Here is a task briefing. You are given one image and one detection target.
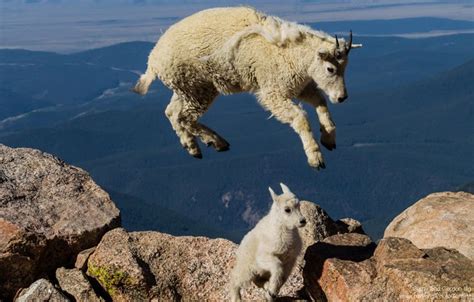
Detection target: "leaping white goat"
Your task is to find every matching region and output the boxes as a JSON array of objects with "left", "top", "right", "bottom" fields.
[{"left": 134, "top": 6, "right": 362, "bottom": 169}]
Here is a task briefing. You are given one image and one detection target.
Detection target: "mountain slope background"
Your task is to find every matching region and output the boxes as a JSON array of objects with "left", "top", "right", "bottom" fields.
[{"left": 0, "top": 24, "right": 473, "bottom": 241}]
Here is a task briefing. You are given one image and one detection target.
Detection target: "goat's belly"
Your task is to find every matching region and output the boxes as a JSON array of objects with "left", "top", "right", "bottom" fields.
[
  {"left": 211, "top": 72, "right": 243, "bottom": 94},
  {"left": 209, "top": 62, "right": 258, "bottom": 94}
]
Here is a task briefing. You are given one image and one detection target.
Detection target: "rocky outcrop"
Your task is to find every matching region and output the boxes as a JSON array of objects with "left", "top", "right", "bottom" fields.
[
  {"left": 0, "top": 145, "right": 121, "bottom": 299},
  {"left": 299, "top": 201, "right": 364, "bottom": 248},
  {"left": 56, "top": 267, "right": 103, "bottom": 302},
  {"left": 75, "top": 247, "right": 96, "bottom": 272},
  {"left": 15, "top": 279, "right": 69, "bottom": 302},
  {"left": 304, "top": 234, "right": 474, "bottom": 301},
  {"left": 384, "top": 191, "right": 474, "bottom": 260}
]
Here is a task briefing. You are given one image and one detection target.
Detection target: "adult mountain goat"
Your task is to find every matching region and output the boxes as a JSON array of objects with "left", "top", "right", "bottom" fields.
[
  {"left": 230, "top": 183, "right": 306, "bottom": 302},
  {"left": 134, "top": 6, "right": 362, "bottom": 169}
]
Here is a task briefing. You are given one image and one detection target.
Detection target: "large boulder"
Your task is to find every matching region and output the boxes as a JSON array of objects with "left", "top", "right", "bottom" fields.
[
  {"left": 86, "top": 228, "right": 267, "bottom": 301},
  {"left": 304, "top": 234, "right": 474, "bottom": 301},
  {"left": 384, "top": 191, "right": 474, "bottom": 260},
  {"left": 0, "top": 145, "right": 121, "bottom": 299}
]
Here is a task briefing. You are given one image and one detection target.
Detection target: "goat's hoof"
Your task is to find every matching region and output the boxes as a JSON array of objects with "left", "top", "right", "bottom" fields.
[
  {"left": 321, "top": 129, "right": 336, "bottom": 151},
  {"left": 308, "top": 157, "right": 325, "bottom": 170},
  {"left": 207, "top": 140, "right": 230, "bottom": 152},
  {"left": 264, "top": 292, "right": 277, "bottom": 302},
  {"left": 217, "top": 144, "right": 230, "bottom": 152},
  {"left": 313, "top": 165, "right": 325, "bottom": 171},
  {"left": 192, "top": 153, "right": 203, "bottom": 159},
  {"left": 321, "top": 135, "right": 336, "bottom": 151},
  {"left": 322, "top": 140, "right": 336, "bottom": 151}
]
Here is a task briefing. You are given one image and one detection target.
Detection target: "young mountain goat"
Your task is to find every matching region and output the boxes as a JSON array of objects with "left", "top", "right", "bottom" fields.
[
  {"left": 134, "top": 6, "right": 361, "bottom": 169},
  {"left": 229, "top": 183, "right": 306, "bottom": 302}
]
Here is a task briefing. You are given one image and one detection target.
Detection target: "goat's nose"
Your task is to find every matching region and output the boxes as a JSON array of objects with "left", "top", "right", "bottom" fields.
[
  {"left": 338, "top": 95, "right": 348, "bottom": 103},
  {"left": 300, "top": 218, "right": 307, "bottom": 226}
]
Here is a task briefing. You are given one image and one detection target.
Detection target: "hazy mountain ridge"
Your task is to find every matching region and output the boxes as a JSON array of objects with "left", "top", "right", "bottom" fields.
[
  {"left": 0, "top": 42, "right": 151, "bottom": 125},
  {"left": 311, "top": 17, "right": 474, "bottom": 35}
]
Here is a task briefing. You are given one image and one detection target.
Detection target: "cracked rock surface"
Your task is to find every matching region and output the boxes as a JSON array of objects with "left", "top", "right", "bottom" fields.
[
  {"left": 384, "top": 191, "right": 474, "bottom": 260},
  {"left": 0, "top": 144, "right": 120, "bottom": 300}
]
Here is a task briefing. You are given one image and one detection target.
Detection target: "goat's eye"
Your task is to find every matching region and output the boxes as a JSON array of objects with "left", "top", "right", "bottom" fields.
[
  {"left": 284, "top": 208, "right": 291, "bottom": 213},
  {"left": 327, "top": 67, "right": 335, "bottom": 73}
]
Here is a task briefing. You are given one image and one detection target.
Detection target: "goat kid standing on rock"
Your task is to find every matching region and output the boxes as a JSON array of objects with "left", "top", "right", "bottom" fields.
[
  {"left": 230, "top": 183, "right": 306, "bottom": 302},
  {"left": 134, "top": 7, "right": 362, "bottom": 169}
]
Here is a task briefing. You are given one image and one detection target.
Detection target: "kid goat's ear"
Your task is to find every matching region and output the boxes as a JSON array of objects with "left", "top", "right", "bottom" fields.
[
  {"left": 280, "top": 183, "right": 292, "bottom": 195},
  {"left": 269, "top": 187, "right": 278, "bottom": 201}
]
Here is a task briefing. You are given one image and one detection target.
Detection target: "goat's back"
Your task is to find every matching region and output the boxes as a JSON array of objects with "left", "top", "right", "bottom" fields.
[{"left": 150, "top": 7, "right": 262, "bottom": 66}]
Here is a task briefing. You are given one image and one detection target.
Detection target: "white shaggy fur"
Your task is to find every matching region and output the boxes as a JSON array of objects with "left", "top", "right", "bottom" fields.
[
  {"left": 134, "top": 6, "right": 362, "bottom": 168},
  {"left": 230, "top": 183, "right": 306, "bottom": 302}
]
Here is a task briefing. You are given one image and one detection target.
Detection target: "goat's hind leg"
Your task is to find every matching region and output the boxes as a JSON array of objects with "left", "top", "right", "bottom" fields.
[
  {"left": 178, "top": 88, "right": 230, "bottom": 152},
  {"left": 165, "top": 93, "right": 202, "bottom": 158}
]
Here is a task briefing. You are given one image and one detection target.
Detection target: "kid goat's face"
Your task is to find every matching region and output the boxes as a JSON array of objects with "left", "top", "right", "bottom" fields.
[{"left": 269, "top": 183, "right": 307, "bottom": 230}]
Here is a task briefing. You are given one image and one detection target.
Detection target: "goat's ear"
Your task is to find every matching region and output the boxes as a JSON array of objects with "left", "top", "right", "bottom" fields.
[
  {"left": 280, "top": 183, "right": 292, "bottom": 195},
  {"left": 318, "top": 49, "right": 330, "bottom": 60},
  {"left": 269, "top": 187, "right": 278, "bottom": 202}
]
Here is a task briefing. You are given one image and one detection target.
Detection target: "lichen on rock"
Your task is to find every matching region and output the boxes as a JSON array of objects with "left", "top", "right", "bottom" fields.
[{"left": 87, "top": 264, "right": 135, "bottom": 297}]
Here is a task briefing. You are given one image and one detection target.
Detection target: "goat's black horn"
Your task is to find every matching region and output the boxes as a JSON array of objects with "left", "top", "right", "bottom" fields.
[
  {"left": 335, "top": 34, "right": 339, "bottom": 48},
  {"left": 346, "top": 30, "right": 353, "bottom": 54}
]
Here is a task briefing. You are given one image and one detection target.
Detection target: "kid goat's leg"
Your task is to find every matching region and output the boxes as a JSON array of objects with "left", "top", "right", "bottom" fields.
[
  {"left": 298, "top": 81, "right": 336, "bottom": 150},
  {"left": 257, "top": 256, "right": 284, "bottom": 302},
  {"left": 258, "top": 90, "right": 325, "bottom": 169},
  {"left": 229, "top": 282, "right": 242, "bottom": 302},
  {"left": 178, "top": 88, "right": 230, "bottom": 153},
  {"left": 165, "top": 93, "right": 202, "bottom": 158}
]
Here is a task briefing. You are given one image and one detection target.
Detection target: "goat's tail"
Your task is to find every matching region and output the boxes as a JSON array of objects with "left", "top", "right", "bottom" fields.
[{"left": 133, "top": 69, "right": 156, "bottom": 95}]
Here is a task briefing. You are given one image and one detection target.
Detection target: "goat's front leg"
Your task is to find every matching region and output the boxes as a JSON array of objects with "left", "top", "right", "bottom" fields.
[
  {"left": 257, "top": 255, "right": 284, "bottom": 302},
  {"left": 298, "top": 82, "right": 336, "bottom": 150},
  {"left": 258, "top": 90, "right": 325, "bottom": 169}
]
